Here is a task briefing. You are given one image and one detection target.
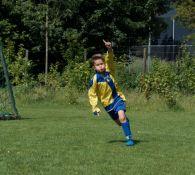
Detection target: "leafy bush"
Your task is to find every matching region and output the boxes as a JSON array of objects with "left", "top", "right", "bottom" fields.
[
  {"left": 38, "top": 64, "right": 63, "bottom": 89},
  {"left": 63, "top": 60, "right": 92, "bottom": 92},
  {"left": 174, "top": 49, "right": 195, "bottom": 94},
  {"left": 9, "top": 47, "right": 33, "bottom": 85},
  {"left": 139, "top": 48, "right": 195, "bottom": 108},
  {"left": 139, "top": 59, "right": 177, "bottom": 108},
  {"left": 15, "top": 62, "right": 81, "bottom": 104}
]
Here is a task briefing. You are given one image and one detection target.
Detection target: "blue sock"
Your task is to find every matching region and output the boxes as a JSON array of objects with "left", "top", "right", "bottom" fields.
[{"left": 121, "top": 118, "right": 132, "bottom": 140}]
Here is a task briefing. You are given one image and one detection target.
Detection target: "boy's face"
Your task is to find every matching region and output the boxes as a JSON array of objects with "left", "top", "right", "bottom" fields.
[{"left": 93, "top": 58, "right": 106, "bottom": 73}]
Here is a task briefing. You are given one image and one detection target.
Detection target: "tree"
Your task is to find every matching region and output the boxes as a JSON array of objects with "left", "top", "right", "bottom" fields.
[
  {"left": 0, "top": 0, "right": 171, "bottom": 73},
  {"left": 68, "top": 0, "right": 170, "bottom": 50},
  {"left": 175, "top": 0, "right": 195, "bottom": 30},
  {"left": 175, "top": 0, "right": 195, "bottom": 41}
]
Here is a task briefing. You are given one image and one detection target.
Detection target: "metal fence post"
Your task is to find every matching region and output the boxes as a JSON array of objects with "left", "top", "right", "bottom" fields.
[{"left": 143, "top": 48, "right": 147, "bottom": 73}]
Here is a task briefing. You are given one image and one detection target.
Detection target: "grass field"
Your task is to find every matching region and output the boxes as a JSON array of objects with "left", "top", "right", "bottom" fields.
[{"left": 0, "top": 93, "right": 195, "bottom": 175}]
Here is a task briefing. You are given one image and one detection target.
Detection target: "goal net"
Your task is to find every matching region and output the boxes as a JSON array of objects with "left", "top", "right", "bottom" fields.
[{"left": 0, "top": 41, "right": 20, "bottom": 120}]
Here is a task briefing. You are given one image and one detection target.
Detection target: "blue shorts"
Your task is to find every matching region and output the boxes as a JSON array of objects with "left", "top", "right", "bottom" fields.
[{"left": 106, "top": 100, "right": 126, "bottom": 121}]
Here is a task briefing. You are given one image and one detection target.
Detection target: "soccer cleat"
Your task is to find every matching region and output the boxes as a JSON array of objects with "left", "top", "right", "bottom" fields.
[{"left": 126, "top": 139, "right": 135, "bottom": 146}]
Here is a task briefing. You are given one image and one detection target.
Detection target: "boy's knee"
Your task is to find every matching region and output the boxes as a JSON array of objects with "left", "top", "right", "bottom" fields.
[
  {"left": 118, "top": 110, "right": 127, "bottom": 123},
  {"left": 119, "top": 117, "right": 126, "bottom": 123}
]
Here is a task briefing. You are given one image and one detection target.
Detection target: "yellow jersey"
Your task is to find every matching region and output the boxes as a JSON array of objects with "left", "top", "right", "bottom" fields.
[{"left": 88, "top": 50, "right": 126, "bottom": 113}]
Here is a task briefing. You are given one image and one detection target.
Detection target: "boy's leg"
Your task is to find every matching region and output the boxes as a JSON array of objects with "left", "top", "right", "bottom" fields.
[
  {"left": 114, "top": 119, "right": 121, "bottom": 126},
  {"left": 108, "top": 110, "right": 121, "bottom": 126},
  {"left": 118, "top": 110, "right": 134, "bottom": 146}
]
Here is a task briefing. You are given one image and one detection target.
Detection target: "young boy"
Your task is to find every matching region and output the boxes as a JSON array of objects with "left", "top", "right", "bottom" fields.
[{"left": 88, "top": 40, "right": 134, "bottom": 146}]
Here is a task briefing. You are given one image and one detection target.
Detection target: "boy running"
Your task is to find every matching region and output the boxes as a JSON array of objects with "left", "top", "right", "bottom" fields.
[{"left": 88, "top": 40, "right": 134, "bottom": 146}]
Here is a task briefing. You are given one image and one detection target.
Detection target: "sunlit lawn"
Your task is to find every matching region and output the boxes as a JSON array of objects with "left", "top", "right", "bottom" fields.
[{"left": 0, "top": 95, "right": 194, "bottom": 175}]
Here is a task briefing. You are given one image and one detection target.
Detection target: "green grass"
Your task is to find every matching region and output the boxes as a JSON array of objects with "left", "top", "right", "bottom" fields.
[{"left": 0, "top": 93, "right": 195, "bottom": 175}]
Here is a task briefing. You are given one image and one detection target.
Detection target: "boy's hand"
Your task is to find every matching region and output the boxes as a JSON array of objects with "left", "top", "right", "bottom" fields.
[
  {"left": 93, "top": 108, "right": 101, "bottom": 117},
  {"left": 93, "top": 111, "right": 100, "bottom": 116},
  {"left": 103, "top": 39, "right": 112, "bottom": 50}
]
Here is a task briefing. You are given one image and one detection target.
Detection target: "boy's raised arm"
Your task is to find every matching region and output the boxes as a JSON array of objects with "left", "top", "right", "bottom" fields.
[
  {"left": 103, "top": 39, "right": 112, "bottom": 52},
  {"left": 103, "top": 40, "right": 115, "bottom": 76}
]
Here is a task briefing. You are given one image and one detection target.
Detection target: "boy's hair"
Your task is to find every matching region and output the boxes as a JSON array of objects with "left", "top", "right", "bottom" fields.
[{"left": 91, "top": 53, "right": 104, "bottom": 65}]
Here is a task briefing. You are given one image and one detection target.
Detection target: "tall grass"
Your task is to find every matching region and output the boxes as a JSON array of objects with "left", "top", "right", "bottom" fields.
[
  {"left": 13, "top": 86, "right": 195, "bottom": 113},
  {"left": 14, "top": 85, "right": 79, "bottom": 106}
]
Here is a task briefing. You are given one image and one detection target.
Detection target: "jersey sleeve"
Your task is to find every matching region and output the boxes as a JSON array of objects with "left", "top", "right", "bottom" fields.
[
  {"left": 105, "top": 50, "right": 115, "bottom": 76},
  {"left": 88, "top": 75, "right": 100, "bottom": 112}
]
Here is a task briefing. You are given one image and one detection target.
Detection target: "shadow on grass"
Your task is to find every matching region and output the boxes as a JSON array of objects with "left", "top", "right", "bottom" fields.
[{"left": 108, "top": 139, "right": 143, "bottom": 145}]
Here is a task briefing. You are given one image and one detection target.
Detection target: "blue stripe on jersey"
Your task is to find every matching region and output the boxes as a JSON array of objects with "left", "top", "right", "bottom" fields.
[
  {"left": 88, "top": 79, "right": 93, "bottom": 89},
  {"left": 96, "top": 72, "right": 118, "bottom": 98},
  {"left": 104, "top": 72, "right": 117, "bottom": 98},
  {"left": 96, "top": 73, "right": 105, "bottom": 82}
]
